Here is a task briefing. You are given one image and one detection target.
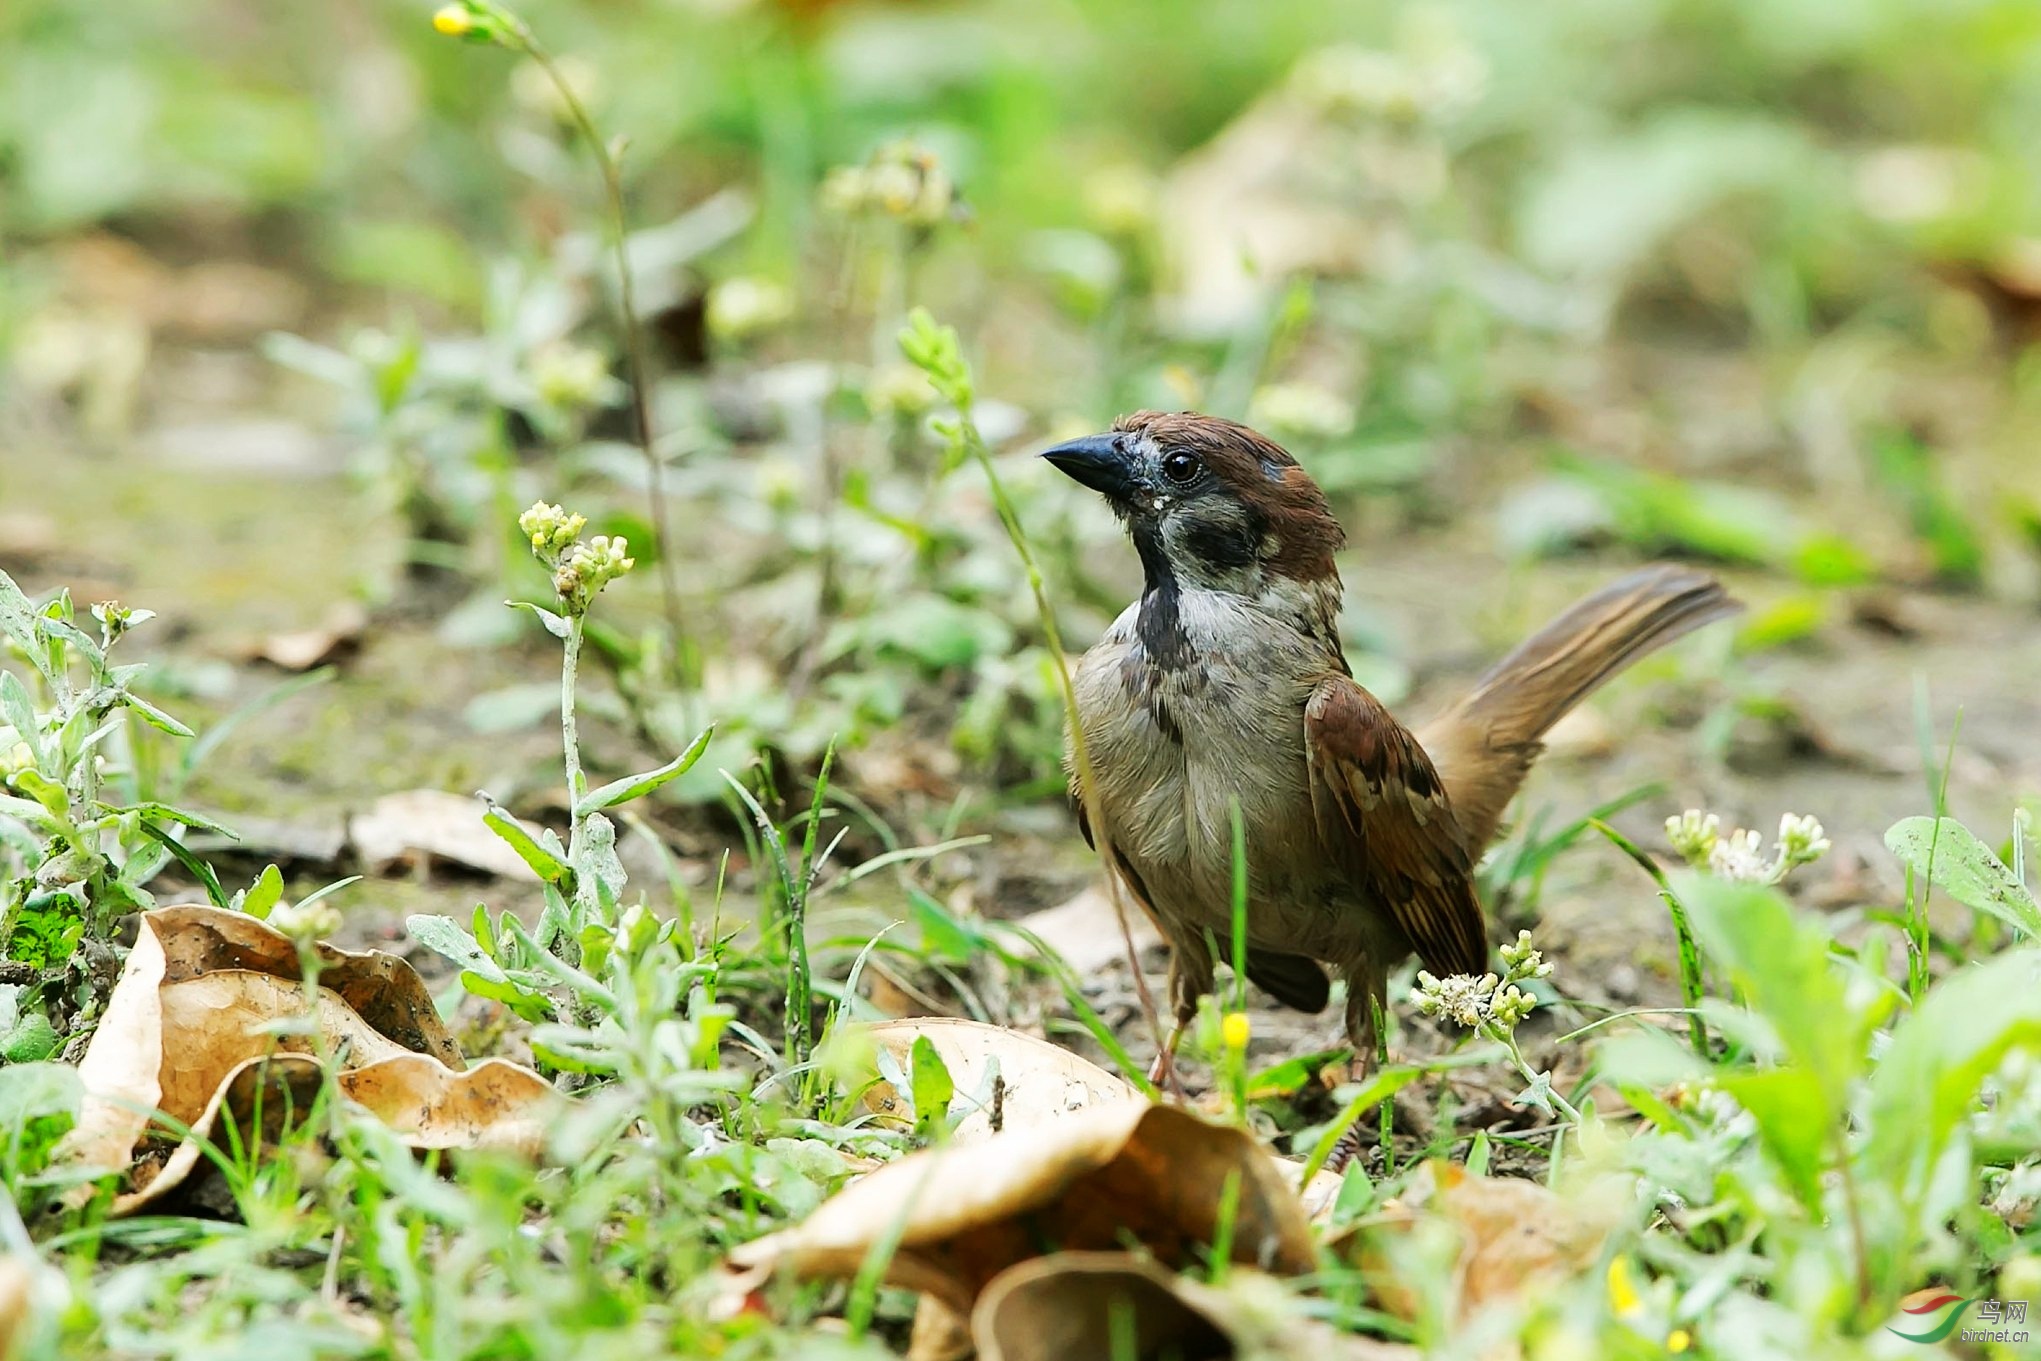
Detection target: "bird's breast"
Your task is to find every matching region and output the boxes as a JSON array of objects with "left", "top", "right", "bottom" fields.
[{"left": 1070, "top": 589, "right": 1353, "bottom": 945}]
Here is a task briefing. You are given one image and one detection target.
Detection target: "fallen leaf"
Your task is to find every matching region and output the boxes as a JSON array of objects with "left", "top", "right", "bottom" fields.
[
  {"left": 152, "top": 970, "right": 411, "bottom": 1125},
  {"left": 348, "top": 790, "right": 542, "bottom": 881},
  {"left": 54, "top": 904, "right": 531, "bottom": 1213},
  {"left": 860, "top": 1017, "right": 1138, "bottom": 1141},
  {"left": 1011, "top": 885, "right": 1161, "bottom": 976},
  {"left": 247, "top": 601, "right": 368, "bottom": 672},
  {"left": 121, "top": 1052, "right": 560, "bottom": 1216},
  {"left": 726, "top": 1101, "right": 1315, "bottom": 1315},
  {"left": 907, "top": 1297, "right": 974, "bottom": 1361},
  {"left": 338, "top": 1054, "right": 556, "bottom": 1156},
  {"left": 973, "top": 1252, "right": 1416, "bottom": 1361},
  {"left": 0, "top": 1253, "right": 33, "bottom": 1361},
  {"left": 1347, "top": 1161, "right": 1619, "bottom": 1324}
]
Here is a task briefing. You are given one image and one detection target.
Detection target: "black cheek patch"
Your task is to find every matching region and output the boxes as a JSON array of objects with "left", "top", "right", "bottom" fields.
[{"left": 1182, "top": 517, "right": 1259, "bottom": 572}]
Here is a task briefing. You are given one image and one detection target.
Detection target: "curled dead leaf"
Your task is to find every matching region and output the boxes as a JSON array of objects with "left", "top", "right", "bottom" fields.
[
  {"left": 108, "top": 1049, "right": 559, "bottom": 1219},
  {"left": 973, "top": 1253, "right": 1417, "bottom": 1361},
  {"left": 349, "top": 790, "right": 543, "bottom": 881},
  {"left": 61, "top": 906, "right": 458, "bottom": 1188},
  {"left": 246, "top": 601, "right": 367, "bottom": 672},
  {"left": 1011, "top": 885, "right": 1162, "bottom": 976},
  {"left": 339, "top": 1054, "right": 556, "bottom": 1156},
  {"left": 860, "top": 1017, "right": 1137, "bottom": 1141},
  {"left": 56, "top": 904, "right": 549, "bottom": 1214},
  {"left": 1345, "top": 1161, "right": 1619, "bottom": 1324},
  {"left": 726, "top": 1101, "right": 1315, "bottom": 1316}
]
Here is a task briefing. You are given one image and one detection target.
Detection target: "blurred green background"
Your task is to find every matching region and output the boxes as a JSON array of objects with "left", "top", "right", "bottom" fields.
[{"left": 5, "top": 0, "right": 2041, "bottom": 822}]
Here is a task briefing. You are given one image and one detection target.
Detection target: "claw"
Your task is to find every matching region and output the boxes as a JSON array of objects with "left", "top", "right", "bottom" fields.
[{"left": 1145, "top": 1024, "right": 1185, "bottom": 1097}]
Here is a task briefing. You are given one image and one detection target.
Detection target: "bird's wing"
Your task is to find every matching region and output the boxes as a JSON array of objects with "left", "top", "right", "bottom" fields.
[{"left": 1304, "top": 674, "right": 1488, "bottom": 978}]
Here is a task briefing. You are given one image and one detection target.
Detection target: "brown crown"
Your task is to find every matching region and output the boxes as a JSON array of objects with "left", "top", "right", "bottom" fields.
[{"left": 1110, "top": 411, "right": 1345, "bottom": 581}]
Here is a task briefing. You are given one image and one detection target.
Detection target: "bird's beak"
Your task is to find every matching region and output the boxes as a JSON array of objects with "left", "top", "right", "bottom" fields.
[{"left": 1040, "top": 433, "right": 1136, "bottom": 501}]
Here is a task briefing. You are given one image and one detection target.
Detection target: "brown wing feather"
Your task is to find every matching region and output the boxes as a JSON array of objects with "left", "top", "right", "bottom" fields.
[{"left": 1305, "top": 676, "right": 1488, "bottom": 978}]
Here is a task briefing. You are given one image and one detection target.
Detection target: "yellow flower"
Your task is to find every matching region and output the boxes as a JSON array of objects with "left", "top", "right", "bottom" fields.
[
  {"left": 1221, "top": 1011, "right": 1251, "bottom": 1050},
  {"left": 1666, "top": 1329, "right": 1692, "bottom": 1353},
  {"left": 432, "top": 4, "right": 474, "bottom": 36},
  {"left": 1606, "top": 1256, "right": 1641, "bottom": 1317}
]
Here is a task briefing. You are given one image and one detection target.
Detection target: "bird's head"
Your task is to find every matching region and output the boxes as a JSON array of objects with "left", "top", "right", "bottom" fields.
[{"left": 1042, "top": 411, "right": 1344, "bottom": 597}]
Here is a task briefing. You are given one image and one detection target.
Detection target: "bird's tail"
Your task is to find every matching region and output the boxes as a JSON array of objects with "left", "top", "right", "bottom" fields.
[{"left": 1418, "top": 564, "right": 1740, "bottom": 850}]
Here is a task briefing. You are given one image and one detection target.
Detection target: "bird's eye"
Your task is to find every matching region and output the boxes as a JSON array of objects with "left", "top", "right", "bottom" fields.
[{"left": 1160, "top": 451, "right": 1201, "bottom": 486}]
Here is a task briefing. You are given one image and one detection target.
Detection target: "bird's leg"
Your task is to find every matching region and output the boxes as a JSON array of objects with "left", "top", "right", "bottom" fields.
[
  {"left": 1147, "top": 942, "right": 1212, "bottom": 1097},
  {"left": 1146, "top": 1024, "right": 1185, "bottom": 1093},
  {"left": 1342, "top": 954, "right": 1388, "bottom": 1073}
]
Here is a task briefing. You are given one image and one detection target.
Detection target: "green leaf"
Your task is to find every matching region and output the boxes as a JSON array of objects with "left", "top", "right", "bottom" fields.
[
  {"left": 241, "top": 864, "right": 284, "bottom": 920},
  {"left": 0, "top": 1060, "right": 81, "bottom": 1126},
  {"left": 7, "top": 768, "right": 68, "bottom": 818},
  {"left": 0, "top": 1012, "right": 60, "bottom": 1064},
  {"left": 407, "top": 913, "right": 509, "bottom": 983},
  {"left": 136, "top": 820, "right": 229, "bottom": 908},
  {"left": 1676, "top": 872, "right": 1868, "bottom": 1105},
  {"left": 459, "top": 971, "right": 552, "bottom": 1023},
  {"left": 0, "top": 670, "right": 42, "bottom": 769},
  {"left": 1865, "top": 948, "right": 2041, "bottom": 1197},
  {"left": 0, "top": 569, "right": 41, "bottom": 662},
  {"left": 1885, "top": 816, "right": 2041, "bottom": 941},
  {"left": 573, "top": 725, "right": 713, "bottom": 816},
  {"left": 38, "top": 615, "right": 102, "bottom": 667},
  {"left": 122, "top": 692, "right": 195, "bottom": 739},
  {"left": 1720, "top": 1067, "right": 1831, "bottom": 1210},
  {"left": 103, "top": 801, "right": 241, "bottom": 839},
  {"left": 509, "top": 600, "right": 573, "bottom": 640},
  {"left": 908, "top": 1034, "right": 955, "bottom": 1139},
  {"left": 907, "top": 889, "right": 977, "bottom": 964},
  {"left": 483, "top": 806, "right": 571, "bottom": 884}
]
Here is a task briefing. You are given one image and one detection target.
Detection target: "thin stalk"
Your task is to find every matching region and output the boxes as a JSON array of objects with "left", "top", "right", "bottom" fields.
[
  {"left": 1593, "top": 818, "right": 1709, "bottom": 1058},
  {"left": 947, "top": 398, "right": 1168, "bottom": 1065},
  {"left": 487, "top": 9, "right": 685, "bottom": 661},
  {"left": 560, "top": 615, "right": 587, "bottom": 809}
]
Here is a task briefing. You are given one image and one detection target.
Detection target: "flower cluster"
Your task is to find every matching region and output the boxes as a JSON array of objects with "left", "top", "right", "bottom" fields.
[
  {"left": 1666, "top": 809, "right": 1830, "bottom": 884},
  {"left": 269, "top": 897, "right": 343, "bottom": 943},
  {"left": 822, "top": 141, "right": 962, "bottom": 229},
  {"left": 529, "top": 341, "right": 620, "bottom": 414},
  {"left": 518, "top": 501, "right": 634, "bottom": 615},
  {"left": 705, "top": 277, "right": 794, "bottom": 344},
  {"left": 90, "top": 600, "right": 154, "bottom": 647},
  {"left": 1414, "top": 929, "right": 1551, "bottom": 1034}
]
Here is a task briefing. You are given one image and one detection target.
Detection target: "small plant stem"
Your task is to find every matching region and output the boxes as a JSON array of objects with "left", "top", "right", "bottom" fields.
[
  {"left": 560, "top": 614, "right": 587, "bottom": 809},
  {"left": 948, "top": 399, "right": 1169, "bottom": 1065},
  {"left": 1593, "top": 819, "right": 1709, "bottom": 1057},
  {"left": 1833, "top": 1125, "right": 1874, "bottom": 1314},
  {"left": 1375, "top": 997, "right": 1395, "bottom": 1175},
  {"left": 497, "top": 16, "right": 686, "bottom": 662},
  {"left": 1491, "top": 1027, "right": 1582, "bottom": 1123}
]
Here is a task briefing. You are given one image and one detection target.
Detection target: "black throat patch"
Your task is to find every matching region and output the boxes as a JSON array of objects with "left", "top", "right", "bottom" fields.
[{"left": 1130, "top": 521, "right": 1190, "bottom": 671}]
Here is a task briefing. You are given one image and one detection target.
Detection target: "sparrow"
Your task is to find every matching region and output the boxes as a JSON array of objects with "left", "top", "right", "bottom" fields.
[{"left": 1042, "top": 411, "right": 1739, "bottom": 1072}]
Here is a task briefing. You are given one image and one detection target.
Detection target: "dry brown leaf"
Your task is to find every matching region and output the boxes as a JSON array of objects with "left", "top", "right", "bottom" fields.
[
  {"left": 247, "top": 601, "right": 368, "bottom": 672},
  {"left": 118, "top": 1052, "right": 560, "bottom": 1214},
  {"left": 349, "top": 790, "right": 543, "bottom": 881},
  {"left": 153, "top": 971, "right": 412, "bottom": 1123},
  {"left": 339, "top": 1054, "right": 556, "bottom": 1156},
  {"left": 973, "top": 1252, "right": 1417, "bottom": 1361},
  {"left": 1349, "top": 1161, "right": 1619, "bottom": 1324},
  {"left": 861, "top": 1017, "right": 1138, "bottom": 1141},
  {"left": 726, "top": 1101, "right": 1315, "bottom": 1316},
  {"left": 0, "top": 1253, "right": 33, "bottom": 1361},
  {"left": 57, "top": 904, "right": 486, "bottom": 1211},
  {"left": 906, "top": 1296, "right": 975, "bottom": 1361},
  {"left": 117, "top": 1054, "right": 329, "bottom": 1215},
  {"left": 1011, "top": 885, "right": 1161, "bottom": 976}
]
